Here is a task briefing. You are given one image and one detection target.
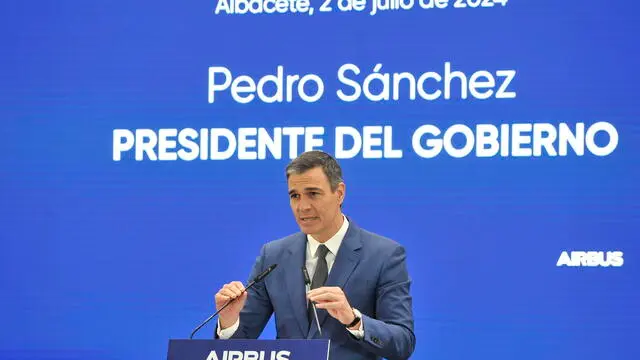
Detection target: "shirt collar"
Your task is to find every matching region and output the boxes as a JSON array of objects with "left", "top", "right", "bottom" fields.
[{"left": 307, "top": 215, "right": 349, "bottom": 257}]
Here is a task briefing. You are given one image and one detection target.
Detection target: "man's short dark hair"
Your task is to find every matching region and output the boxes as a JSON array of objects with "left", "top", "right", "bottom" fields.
[{"left": 285, "top": 151, "right": 344, "bottom": 192}]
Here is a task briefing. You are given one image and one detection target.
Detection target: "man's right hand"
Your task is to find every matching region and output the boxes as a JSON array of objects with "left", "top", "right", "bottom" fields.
[{"left": 215, "top": 281, "right": 248, "bottom": 329}]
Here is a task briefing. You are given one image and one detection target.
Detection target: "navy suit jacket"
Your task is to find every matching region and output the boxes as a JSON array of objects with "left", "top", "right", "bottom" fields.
[{"left": 225, "top": 219, "right": 415, "bottom": 360}]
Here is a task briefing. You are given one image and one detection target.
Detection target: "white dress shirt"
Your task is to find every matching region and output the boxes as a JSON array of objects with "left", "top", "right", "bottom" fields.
[{"left": 218, "top": 215, "right": 364, "bottom": 339}]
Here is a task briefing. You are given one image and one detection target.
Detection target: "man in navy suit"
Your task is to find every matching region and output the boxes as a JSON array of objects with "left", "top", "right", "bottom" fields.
[{"left": 215, "top": 151, "right": 415, "bottom": 360}]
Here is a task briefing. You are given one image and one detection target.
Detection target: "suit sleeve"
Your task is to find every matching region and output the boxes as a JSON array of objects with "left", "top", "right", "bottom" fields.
[
  {"left": 215, "top": 244, "right": 274, "bottom": 339},
  {"left": 354, "top": 245, "right": 416, "bottom": 360}
]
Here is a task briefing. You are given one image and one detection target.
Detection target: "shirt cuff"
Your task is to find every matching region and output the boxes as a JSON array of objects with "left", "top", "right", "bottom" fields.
[
  {"left": 346, "top": 309, "right": 364, "bottom": 339},
  {"left": 217, "top": 318, "right": 239, "bottom": 339}
]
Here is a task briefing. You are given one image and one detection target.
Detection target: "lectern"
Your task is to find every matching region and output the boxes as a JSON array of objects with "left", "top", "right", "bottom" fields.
[{"left": 167, "top": 339, "right": 330, "bottom": 360}]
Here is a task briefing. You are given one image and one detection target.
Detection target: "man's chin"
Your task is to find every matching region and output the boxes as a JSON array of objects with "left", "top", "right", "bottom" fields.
[{"left": 298, "top": 222, "right": 319, "bottom": 234}]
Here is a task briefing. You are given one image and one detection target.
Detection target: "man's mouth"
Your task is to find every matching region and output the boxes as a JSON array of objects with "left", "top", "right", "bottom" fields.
[{"left": 300, "top": 217, "right": 319, "bottom": 222}]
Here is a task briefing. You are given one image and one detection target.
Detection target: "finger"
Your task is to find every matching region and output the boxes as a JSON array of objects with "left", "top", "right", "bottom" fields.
[
  {"left": 230, "top": 281, "right": 246, "bottom": 292},
  {"left": 230, "top": 287, "right": 244, "bottom": 297},
  {"left": 308, "top": 290, "right": 335, "bottom": 300},
  {"left": 314, "top": 301, "right": 343, "bottom": 309},
  {"left": 307, "top": 286, "right": 345, "bottom": 296},
  {"left": 309, "top": 292, "right": 344, "bottom": 302},
  {"left": 313, "top": 286, "right": 341, "bottom": 292},
  {"left": 216, "top": 294, "right": 232, "bottom": 304},
  {"left": 324, "top": 286, "right": 342, "bottom": 292},
  {"left": 219, "top": 289, "right": 238, "bottom": 299},
  {"left": 307, "top": 288, "right": 331, "bottom": 298},
  {"left": 224, "top": 283, "right": 244, "bottom": 297},
  {"left": 308, "top": 286, "right": 342, "bottom": 297},
  {"left": 221, "top": 286, "right": 244, "bottom": 298}
]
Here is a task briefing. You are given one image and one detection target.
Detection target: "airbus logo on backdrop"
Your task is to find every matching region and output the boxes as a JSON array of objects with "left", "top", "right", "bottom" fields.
[{"left": 556, "top": 251, "right": 624, "bottom": 267}]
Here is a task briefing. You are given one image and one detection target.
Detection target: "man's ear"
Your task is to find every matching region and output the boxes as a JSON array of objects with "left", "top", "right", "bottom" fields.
[{"left": 337, "top": 182, "right": 346, "bottom": 205}]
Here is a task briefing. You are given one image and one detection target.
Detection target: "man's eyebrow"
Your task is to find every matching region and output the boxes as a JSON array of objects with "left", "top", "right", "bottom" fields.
[
  {"left": 288, "top": 187, "right": 324, "bottom": 195},
  {"left": 303, "top": 187, "right": 324, "bottom": 192}
]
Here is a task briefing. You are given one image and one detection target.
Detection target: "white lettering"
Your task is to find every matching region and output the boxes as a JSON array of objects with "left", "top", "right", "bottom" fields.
[
  {"left": 111, "top": 122, "right": 618, "bottom": 162},
  {"left": 337, "top": 62, "right": 516, "bottom": 102},
  {"left": 208, "top": 66, "right": 324, "bottom": 104},
  {"left": 412, "top": 122, "right": 618, "bottom": 158},
  {"left": 205, "top": 351, "right": 290, "bottom": 360},
  {"left": 113, "top": 129, "right": 134, "bottom": 161},
  {"left": 557, "top": 251, "right": 624, "bottom": 267}
]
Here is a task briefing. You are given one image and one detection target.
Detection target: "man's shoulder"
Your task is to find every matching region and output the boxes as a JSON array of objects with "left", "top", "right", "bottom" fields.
[
  {"left": 355, "top": 223, "right": 405, "bottom": 253},
  {"left": 361, "top": 229, "right": 403, "bottom": 248},
  {"left": 260, "top": 231, "right": 305, "bottom": 255}
]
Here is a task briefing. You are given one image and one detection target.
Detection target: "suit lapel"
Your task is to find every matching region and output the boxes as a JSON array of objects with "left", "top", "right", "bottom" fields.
[
  {"left": 311, "top": 221, "right": 363, "bottom": 335},
  {"left": 283, "top": 233, "right": 309, "bottom": 337}
]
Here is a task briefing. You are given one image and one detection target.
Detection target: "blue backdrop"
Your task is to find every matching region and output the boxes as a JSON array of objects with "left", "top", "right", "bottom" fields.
[{"left": 1, "top": 1, "right": 639, "bottom": 359}]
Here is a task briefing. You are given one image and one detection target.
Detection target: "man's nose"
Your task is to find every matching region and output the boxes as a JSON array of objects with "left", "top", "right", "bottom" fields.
[{"left": 298, "top": 196, "right": 312, "bottom": 212}]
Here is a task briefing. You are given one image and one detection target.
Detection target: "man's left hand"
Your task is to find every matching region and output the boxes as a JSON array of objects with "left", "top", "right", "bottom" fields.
[{"left": 307, "top": 286, "right": 357, "bottom": 327}]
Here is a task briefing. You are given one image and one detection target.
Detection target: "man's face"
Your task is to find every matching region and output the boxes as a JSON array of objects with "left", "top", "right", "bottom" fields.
[{"left": 288, "top": 167, "right": 345, "bottom": 241}]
